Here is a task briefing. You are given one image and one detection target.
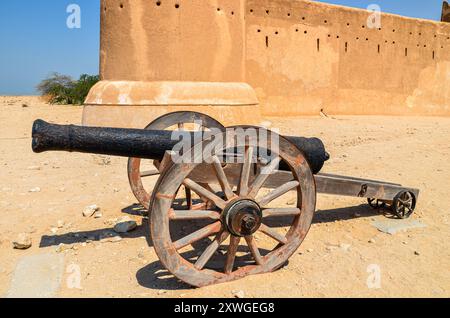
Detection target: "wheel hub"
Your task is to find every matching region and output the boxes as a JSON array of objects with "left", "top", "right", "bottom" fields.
[{"left": 223, "top": 199, "right": 262, "bottom": 237}]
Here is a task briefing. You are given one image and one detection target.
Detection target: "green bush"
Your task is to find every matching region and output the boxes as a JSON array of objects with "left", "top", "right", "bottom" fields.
[{"left": 37, "top": 73, "right": 99, "bottom": 105}]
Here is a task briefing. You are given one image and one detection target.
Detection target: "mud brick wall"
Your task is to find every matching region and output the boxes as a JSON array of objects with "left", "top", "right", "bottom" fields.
[{"left": 99, "top": 0, "right": 450, "bottom": 116}]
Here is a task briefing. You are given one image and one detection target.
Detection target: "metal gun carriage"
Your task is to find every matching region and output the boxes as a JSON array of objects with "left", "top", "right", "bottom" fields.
[{"left": 32, "top": 111, "right": 419, "bottom": 287}]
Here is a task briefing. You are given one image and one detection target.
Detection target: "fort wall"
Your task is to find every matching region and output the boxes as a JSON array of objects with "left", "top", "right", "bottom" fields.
[
  {"left": 246, "top": 0, "right": 450, "bottom": 116},
  {"left": 97, "top": 0, "right": 450, "bottom": 118},
  {"left": 100, "top": 0, "right": 246, "bottom": 82}
]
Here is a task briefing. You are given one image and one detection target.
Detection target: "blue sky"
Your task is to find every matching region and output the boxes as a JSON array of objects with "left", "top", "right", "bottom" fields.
[
  {"left": 315, "top": 0, "right": 444, "bottom": 20},
  {"left": 0, "top": 0, "right": 445, "bottom": 95},
  {"left": 0, "top": 0, "right": 100, "bottom": 95}
]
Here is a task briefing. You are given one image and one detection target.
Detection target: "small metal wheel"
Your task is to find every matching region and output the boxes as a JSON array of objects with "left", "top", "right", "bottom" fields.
[
  {"left": 150, "top": 127, "right": 316, "bottom": 287},
  {"left": 367, "top": 198, "right": 385, "bottom": 209},
  {"left": 127, "top": 111, "right": 225, "bottom": 209},
  {"left": 392, "top": 191, "right": 416, "bottom": 219}
]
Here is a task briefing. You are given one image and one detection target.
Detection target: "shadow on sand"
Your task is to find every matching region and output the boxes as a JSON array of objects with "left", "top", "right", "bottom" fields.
[{"left": 39, "top": 201, "right": 386, "bottom": 290}]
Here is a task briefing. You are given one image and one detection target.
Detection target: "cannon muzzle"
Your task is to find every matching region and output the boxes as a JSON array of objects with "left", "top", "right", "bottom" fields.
[
  {"left": 32, "top": 120, "right": 329, "bottom": 174},
  {"left": 32, "top": 119, "right": 178, "bottom": 160}
]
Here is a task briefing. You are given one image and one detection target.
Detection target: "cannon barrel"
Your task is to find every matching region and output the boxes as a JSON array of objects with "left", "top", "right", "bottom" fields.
[{"left": 32, "top": 120, "right": 329, "bottom": 174}]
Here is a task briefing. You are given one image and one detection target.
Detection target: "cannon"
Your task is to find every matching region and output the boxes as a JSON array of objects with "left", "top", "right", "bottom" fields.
[{"left": 32, "top": 111, "right": 419, "bottom": 287}]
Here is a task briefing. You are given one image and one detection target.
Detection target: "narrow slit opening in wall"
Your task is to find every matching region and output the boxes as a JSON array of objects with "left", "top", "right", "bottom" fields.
[
  {"left": 317, "top": 38, "right": 320, "bottom": 52},
  {"left": 378, "top": 44, "right": 380, "bottom": 53},
  {"left": 405, "top": 48, "right": 408, "bottom": 57},
  {"left": 433, "top": 51, "right": 435, "bottom": 59},
  {"left": 345, "top": 42, "right": 348, "bottom": 52},
  {"left": 266, "top": 36, "right": 269, "bottom": 48}
]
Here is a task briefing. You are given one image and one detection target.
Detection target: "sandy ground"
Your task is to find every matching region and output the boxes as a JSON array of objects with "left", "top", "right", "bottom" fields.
[{"left": 0, "top": 96, "right": 449, "bottom": 298}]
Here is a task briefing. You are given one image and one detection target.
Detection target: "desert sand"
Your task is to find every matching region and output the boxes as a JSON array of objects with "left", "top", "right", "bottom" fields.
[{"left": 0, "top": 96, "right": 449, "bottom": 297}]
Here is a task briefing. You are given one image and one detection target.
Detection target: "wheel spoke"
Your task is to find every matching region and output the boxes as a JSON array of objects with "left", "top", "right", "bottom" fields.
[
  {"left": 211, "top": 156, "right": 235, "bottom": 200},
  {"left": 190, "top": 202, "right": 208, "bottom": 211},
  {"left": 238, "top": 145, "right": 254, "bottom": 197},
  {"left": 183, "top": 178, "right": 227, "bottom": 210},
  {"left": 245, "top": 235, "right": 263, "bottom": 265},
  {"left": 140, "top": 169, "right": 160, "bottom": 178},
  {"left": 198, "top": 122, "right": 206, "bottom": 132},
  {"left": 259, "top": 224, "right": 288, "bottom": 244},
  {"left": 225, "top": 236, "right": 241, "bottom": 274},
  {"left": 173, "top": 222, "right": 222, "bottom": 250},
  {"left": 169, "top": 209, "right": 221, "bottom": 221},
  {"left": 195, "top": 231, "right": 230, "bottom": 270},
  {"left": 248, "top": 157, "right": 281, "bottom": 198},
  {"left": 258, "top": 181, "right": 300, "bottom": 207},
  {"left": 263, "top": 208, "right": 301, "bottom": 217},
  {"left": 405, "top": 197, "right": 413, "bottom": 206}
]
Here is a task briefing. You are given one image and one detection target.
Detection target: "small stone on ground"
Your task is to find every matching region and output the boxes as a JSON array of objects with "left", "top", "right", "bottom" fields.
[
  {"left": 94, "top": 211, "right": 103, "bottom": 219},
  {"left": 13, "top": 233, "right": 32, "bottom": 249},
  {"left": 56, "top": 243, "right": 72, "bottom": 253},
  {"left": 83, "top": 205, "right": 100, "bottom": 217},
  {"left": 232, "top": 290, "right": 245, "bottom": 298},
  {"left": 114, "top": 216, "right": 137, "bottom": 233}
]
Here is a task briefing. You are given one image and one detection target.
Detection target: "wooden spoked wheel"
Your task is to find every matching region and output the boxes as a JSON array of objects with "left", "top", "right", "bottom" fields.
[
  {"left": 392, "top": 191, "right": 416, "bottom": 219},
  {"left": 150, "top": 127, "right": 316, "bottom": 287},
  {"left": 127, "top": 111, "right": 225, "bottom": 209}
]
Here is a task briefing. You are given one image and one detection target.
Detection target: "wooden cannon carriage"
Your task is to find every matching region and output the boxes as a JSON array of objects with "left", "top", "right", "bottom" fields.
[{"left": 32, "top": 111, "right": 419, "bottom": 287}]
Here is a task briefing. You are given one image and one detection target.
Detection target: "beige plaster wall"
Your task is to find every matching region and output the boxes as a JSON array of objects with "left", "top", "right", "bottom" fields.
[
  {"left": 100, "top": 0, "right": 246, "bottom": 82},
  {"left": 99, "top": 0, "right": 450, "bottom": 117},
  {"left": 246, "top": 0, "right": 450, "bottom": 116}
]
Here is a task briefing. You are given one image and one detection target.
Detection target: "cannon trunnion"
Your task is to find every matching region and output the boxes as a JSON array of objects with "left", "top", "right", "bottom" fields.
[{"left": 31, "top": 111, "right": 419, "bottom": 287}]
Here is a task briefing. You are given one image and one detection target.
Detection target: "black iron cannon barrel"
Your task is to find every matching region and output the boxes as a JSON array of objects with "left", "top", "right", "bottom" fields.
[
  {"left": 32, "top": 120, "right": 329, "bottom": 174},
  {"left": 32, "top": 119, "right": 179, "bottom": 162}
]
